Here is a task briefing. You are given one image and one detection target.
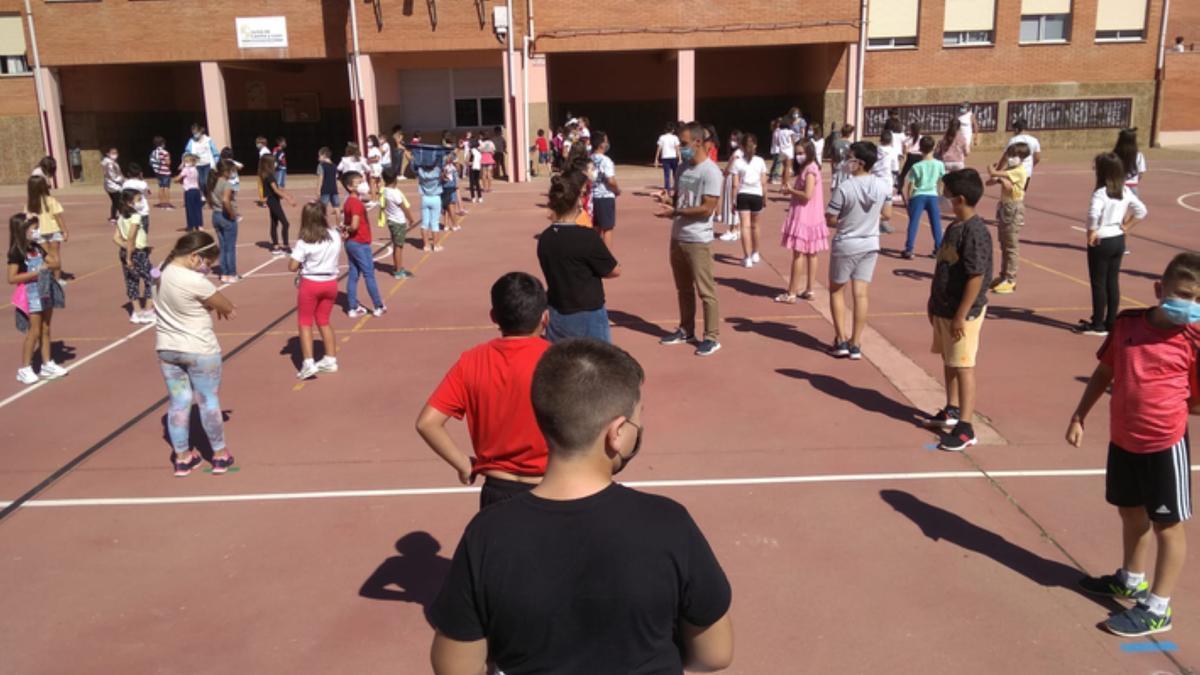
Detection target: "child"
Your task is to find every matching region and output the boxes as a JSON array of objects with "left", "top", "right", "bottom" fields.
[
  {"left": 986, "top": 143, "right": 1030, "bottom": 294},
  {"left": 316, "top": 147, "right": 340, "bottom": 210},
  {"left": 122, "top": 164, "right": 152, "bottom": 235},
  {"left": 534, "top": 129, "right": 550, "bottom": 177},
  {"left": 289, "top": 203, "right": 341, "bottom": 380},
  {"left": 177, "top": 154, "right": 203, "bottom": 232},
  {"left": 824, "top": 141, "right": 892, "bottom": 361},
  {"left": 441, "top": 153, "right": 462, "bottom": 232},
  {"left": 591, "top": 131, "right": 621, "bottom": 249},
  {"left": 115, "top": 189, "right": 156, "bottom": 324},
  {"left": 340, "top": 171, "right": 386, "bottom": 318},
  {"left": 901, "top": 136, "right": 945, "bottom": 259},
  {"left": 8, "top": 213, "right": 66, "bottom": 384},
  {"left": 260, "top": 156, "right": 297, "bottom": 254},
  {"left": 479, "top": 132, "right": 495, "bottom": 193},
  {"left": 1074, "top": 153, "right": 1149, "bottom": 336},
  {"left": 921, "top": 169, "right": 992, "bottom": 451},
  {"left": 829, "top": 124, "right": 854, "bottom": 190},
  {"left": 417, "top": 161, "right": 446, "bottom": 252},
  {"left": 872, "top": 129, "right": 900, "bottom": 234},
  {"left": 272, "top": 136, "right": 288, "bottom": 188},
  {"left": 101, "top": 147, "right": 124, "bottom": 224},
  {"left": 209, "top": 159, "right": 240, "bottom": 283},
  {"left": 25, "top": 175, "right": 67, "bottom": 280},
  {"left": 731, "top": 133, "right": 765, "bottom": 266},
  {"left": 337, "top": 143, "right": 369, "bottom": 200},
  {"left": 1067, "top": 251, "right": 1200, "bottom": 637},
  {"left": 381, "top": 168, "right": 418, "bottom": 279},
  {"left": 468, "top": 142, "right": 483, "bottom": 204},
  {"left": 366, "top": 135, "right": 383, "bottom": 199},
  {"left": 1114, "top": 128, "right": 1146, "bottom": 196},
  {"left": 149, "top": 136, "right": 174, "bottom": 209},
  {"left": 254, "top": 137, "right": 270, "bottom": 207},
  {"left": 776, "top": 140, "right": 826, "bottom": 303}
]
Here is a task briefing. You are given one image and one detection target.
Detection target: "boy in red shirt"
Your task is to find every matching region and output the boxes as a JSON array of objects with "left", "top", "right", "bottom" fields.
[
  {"left": 340, "top": 171, "right": 385, "bottom": 318},
  {"left": 1067, "top": 251, "right": 1200, "bottom": 637},
  {"left": 416, "top": 272, "right": 551, "bottom": 509}
]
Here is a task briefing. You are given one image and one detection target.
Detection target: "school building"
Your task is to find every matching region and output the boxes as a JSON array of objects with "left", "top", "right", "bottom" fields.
[{"left": 0, "top": 0, "right": 1193, "bottom": 187}]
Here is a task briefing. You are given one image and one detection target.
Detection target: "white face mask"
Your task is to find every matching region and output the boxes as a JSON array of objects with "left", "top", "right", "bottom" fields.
[
  {"left": 355, "top": 182, "right": 370, "bottom": 196},
  {"left": 1007, "top": 156, "right": 1022, "bottom": 168},
  {"left": 27, "top": 227, "right": 40, "bottom": 242}
]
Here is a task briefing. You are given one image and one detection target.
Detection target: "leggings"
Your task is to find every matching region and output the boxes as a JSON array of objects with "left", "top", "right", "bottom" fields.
[
  {"left": 108, "top": 191, "right": 121, "bottom": 220},
  {"left": 905, "top": 194, "right": 943, "bottom": 254},
  {"left": 158, "top": 350, "right": 225, "bottom": 456},
  {"left": 469, "top": 169, "right": 482, "bottom": 199},
  {"left": 119, "top": 248, "right": 153, "bottom": 302},
  {"left": 267, "top": 200, "right": 290, "bottom": 247},
  {"left": 1087, "top": 235, "right": 1125, "bottom": 331}
]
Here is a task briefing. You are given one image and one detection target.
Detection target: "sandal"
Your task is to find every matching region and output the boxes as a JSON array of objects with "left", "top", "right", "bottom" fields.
[
  {"left": 774, "top": 293, "right": 798, "bottom": 304},
  {"left": 211, "top": 453, "right": 236, "bottom": 475}
]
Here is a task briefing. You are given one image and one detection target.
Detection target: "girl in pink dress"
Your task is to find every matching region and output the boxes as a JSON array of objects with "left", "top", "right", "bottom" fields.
[{"left": 776, "top": 140, "right": 827, "bottom": 302}]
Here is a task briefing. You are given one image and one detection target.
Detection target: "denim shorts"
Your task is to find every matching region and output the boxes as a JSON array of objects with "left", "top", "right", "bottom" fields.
[
  {"left": 546, "top": 306, "right": 611, "bottom": 343},
  {"left": 157, "top": 175, "right": 172, "bottom": 188}
]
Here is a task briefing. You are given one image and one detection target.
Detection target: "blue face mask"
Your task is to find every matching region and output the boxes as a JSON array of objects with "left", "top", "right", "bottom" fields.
[
  {"left": 680, "top": 146, "right": 695, "bottom": 162},
  {"left": 1161, "top": 297, "right": 1200, "bottom": 325}
]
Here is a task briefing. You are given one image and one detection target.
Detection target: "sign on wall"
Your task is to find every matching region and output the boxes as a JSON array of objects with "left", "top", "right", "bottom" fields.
[
  {"left": 1005, "top": 99, "right": 1132, "bottom": 131},
  {"left": 236, "top": 17, "right": 289, "bottom": 49},
  {"left": 864, "top": 103, "right": 999, "bottom": 136}
]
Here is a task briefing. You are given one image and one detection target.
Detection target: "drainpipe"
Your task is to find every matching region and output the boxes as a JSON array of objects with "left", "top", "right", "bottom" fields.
[
  {"left": 348, "top": 0, "right": 367, "bottom": 150},
  {"left": 1150, "top": 0, "right": 1170, "bottom": 147},
  {"left": 23, "top": 0, "right": 54, "bottom": 186},
  {"left": 856, "top": 0, "right": 868, "bottom": 140},
  {"left": 505, "top": 0, "right": 517, "bottom": 181},
  {"left": 523, "top": 0, "right": 534, "bottom": 182}
]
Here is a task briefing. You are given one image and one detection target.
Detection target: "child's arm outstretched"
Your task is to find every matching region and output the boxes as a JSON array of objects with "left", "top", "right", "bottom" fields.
[
  {"left": 1066, "top": 362, "right": 1114, "bottom": 446},
  {"left": 415, "top": 405, "right": 474, "bottom": 485}
]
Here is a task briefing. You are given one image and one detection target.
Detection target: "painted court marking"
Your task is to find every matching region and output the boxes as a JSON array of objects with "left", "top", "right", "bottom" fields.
[
  {"left": 1178, "top": 192, "right": 1200, "bottom": 214},
  {"left": 7, "top": 466, "right": 1198, "bottom": 509}
]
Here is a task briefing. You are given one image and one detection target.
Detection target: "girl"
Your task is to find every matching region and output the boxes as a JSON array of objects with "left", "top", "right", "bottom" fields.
[
  {"left": 717, "top": 130, "right": 743, "bottom": 241},
  {"left": 936, "top": 119, "right": 969, "bottom": 172},
  {"left": 899, "top": 122, "right": 924, "bottom": 198},
  {"left": 185, "top": 124, "right": 218, "bottom": 201},
  {"left": 259, "top": 156, "right": 297, "bottom": 255},
  {"left": 101, "top": 148, "right": 124, "bottom": 223},
  {"left": 1074, "top": 153, "right": 1148, "bottom": 336},
  {"left": 30, "top": 156, "right": 56, "bottom": 181},
  {"left": 149, "top": 136, "right": 173, "bottom": 208},
  {"left": 479, "top": 132, "right": 496, "bottom": 193},
  {"left": 1114, "top": 128, "right": 1147, "bottom": 195},
  {"left": 337, "top": 143, "right": 369, "bottom": 197},
  {"left": 703, "top": 124, "right": 719, "bottom": 163},
  {"left": 468, "top": 142, "right": 484, "bottom": 203},
  {"left": 26, "top": 175, "right": 67, "bottom": 279},
  {"left": 366, "top": 135, "right": 384, "bottom": 199},
  {"left": 177, "top": 154, "right": 203, "bottom": 232},
  {"left": 732, "top": 133, "right": 768, "bottom": 267},
  {"left": 208, "top": 159, "right": 240, "bottom": 283},
  {"left": 115, "top": 189, "right": 155, "bottom": 324},
  {"left": 378, "top": 133, "right": 393, "bottom": 177},
  {"left": 957, "top": 102, "right": 977, "bottom": 151},
  {"left": 776, "top": 140, "right": 826, "bottom": 303},
  {"left": 154, "top": 231, "right": 236, "bottom": 476},
  {"left": 441, "top": 153, "right": 462, "bottom": 232},
  {"left": 417, "top": 161, "right": 446, "bottom": 251},
  {"left": 873, "top": 130, "right": 901, "bottom": 233},
  {"left": 8, "top": 213, "right": 66, "bottom": 384},
  {"left": 289, "top": 203, "right": 341, "bottom": 380}
]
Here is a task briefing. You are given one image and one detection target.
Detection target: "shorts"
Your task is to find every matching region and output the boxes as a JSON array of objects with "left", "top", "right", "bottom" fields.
[
  {"left": 480, "top": 476, "right": 537, "bottom": 510},
  {"left": 829, "top": 250, "right": 878, "bottom": 285},
  {"left": 35, "top": 231, "right": 64, "bottom": 243},
  {"left": 538, "top": 151, "right": 551, "bottom": 164},
  {"left": 930, "top": 308, "right": 986, "bottom": 369},
  {"left": 441, "top": 188, "right": 458, "bottom": 212},
  {"left": 320, "top": 193, "right": 340, "bottom": 208},
  {"left": 1106, "top": 437, "right": 1192, "bottom": 523},
  {"left": 26, "top": 285, "right": 45, "bottom": 314},
  {"left": 592, "top": 197, "right": 616, "bottom": 231},
  {"left": 386, "top": 219, "right": 408, "bottom": 246},
  {"left": 735, "top": 193, "right": 764, "bottom": 213},
  {"left": 157, "top": 175, "right": 172, "bottom": 188},
  {"left": 297, "top": 277, "right": 338, "bottom": 327}
]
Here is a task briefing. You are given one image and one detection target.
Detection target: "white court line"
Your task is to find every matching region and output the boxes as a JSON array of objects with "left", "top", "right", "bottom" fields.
[
  {"left": 1177, "top": 192, "right": 1200, "bottom": 214},
  {"left": 0, "top": 254, "right": 285, "bottom": 411},
  {"left": 1070, "top": 225, "right": 1087, "bottom": 232},
  {"left": 6, "top": 466, "right": 1199, "bottom": 509},
  {"left": 1162, "top": 168, "right": 1200, "bottom": 178},
  {"left": 233, "top": 246, "right": 396, "bottom": 278}
]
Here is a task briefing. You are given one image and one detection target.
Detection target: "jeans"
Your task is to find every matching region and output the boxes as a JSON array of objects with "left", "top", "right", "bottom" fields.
[
  {"left": 212, "top": 211, "right": 238, "bottom": 276},
  {"left": 906, "top": 194, "right": 943, "bottom": 253},
  {"left": 197, "top": 164, "right": 212, "bottom": 197},
  {"left": 158, "top": 350, "right": 225, "bottom": 456},
  {"left": 546, "top": 306, "right": 611, "bottom": 343},
  {"left": 1087, "top": 235, "right": 1125, "bottom": 331},
  {"left": 184, "top": 189, "right": 203, "bottom": 230},
  {"left": 275, "top": 167, "right": 287, "bottom": 188},
  {"left": 661, "top": 157, "right": 678, "bottom": 191},
  {"left": 345, "top": 239, "right": 383, "bottom": 309},
  {"left": 669, "top": 239, "right": 720, "bottom": 340},
  {"left": 421, "top": 195, "right": 442, "bottom": 232},
  {"left": 320, "top": 193, "right": 340, "bottom": 208}
]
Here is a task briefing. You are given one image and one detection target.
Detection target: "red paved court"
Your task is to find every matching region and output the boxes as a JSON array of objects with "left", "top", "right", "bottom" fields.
[{"left": 0, "top": 152, "right": 1198, "bottom": 674}]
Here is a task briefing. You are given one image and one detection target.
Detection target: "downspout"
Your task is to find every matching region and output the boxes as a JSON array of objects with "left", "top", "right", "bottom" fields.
[
  {"left": 856, "top": 0, "right": 868, "bottom": 140},
  {"left": 348, "top": 0, "right": 367, "bottom": 150},
  {"left": 523, "top": 0, "right": 534, "bottom": 182},
  {"left": 23, "top": 0, "right": 54, "bottom": 186},
  {"left": 506, "top": 0, "right": 517, "bottom": 181},
  {"left": 1150, "top": 0, "right": 1170, "bottom": 147}
]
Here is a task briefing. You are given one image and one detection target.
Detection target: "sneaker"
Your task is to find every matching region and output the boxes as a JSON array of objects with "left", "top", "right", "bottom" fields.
[
  {"left": 991, "top": 280, "right": 1016, "bottom": 294},
  {"left": 901, "top": 250, "right": 915, "bottom": 260},
  {"left": 173, "top": 452, "right": 203, "bottom": 477},
  {"left": 372, "top": 305, "right": 387, "bottom": 317},
  {"left": 297, "top": 361, "right": 320, "bottom": 380},
  {"left": 347, "top": 305, "right": 369, "bottom": 319},
  {"left": 393, "top": 269, "right": 414, "bottom": 279},
  {"left": 847, "top": 344, "right": 863, "bottom": 360},
  {"left": 694, "top": 339, "right": 722, "bottom": 357},
  {"left": 316, "top": 357, "right": 339, "bottom": 373},
  {"left": 39, "top": 361, "right": 68, "bottom": 379},
  {"left": 433, "top": 245, "right": 444, "bottom": 252},
  {"left": 16, "top": 366, "right": 38, "bottom": 385},
  {"left": 719, "top": 231, "right": 739, "bottom": 242},
  {"left": 210, "top": 453, "right": 236, "bottom": 476},
  {"left": 659, "top": 329, "right": 695, "bottom": 346},
  {"left": 271, "top": 247, "right": 286, "bottom": 256},
  {"left": 880, "top": 222, "right": 895, "bottom": 234},
  {"left": 742, "top": 257, "right": 754, "bottom": 268},
  {"left": 129, "top": 312, "right": 143, "bottom": 324},
  {"left": 751, "top": 252, "right": 762, "bottom": 264},
  {"left": 829, "top": 341, "right": 850, "bottom": 358},
  {"left": 1078, "top": 570, "right": 1151, "bottom": 602},
  {"left": 1104, "top": 603, "right": 1172, "bottom": 637},
  {"left": 922, "top": 406, "right": 961, "bottom": 430},
  {"left": 938, "top": 422, "right": 977, "bottom": 452},
  {"left": 1072, "top": 320, "right": 1108, "bottom": 337}
]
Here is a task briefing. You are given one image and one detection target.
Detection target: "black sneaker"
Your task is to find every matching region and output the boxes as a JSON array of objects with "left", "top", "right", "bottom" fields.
[
  {"left": 1104, "top": 603, "right": 1172, "bottom": 637},
  {"left": 694, "top": 339, "right": 721, "bottom": 357},
  {"left": 1072, "top": 320, "right": 1108, "bottom": 337},
  {"left": 1078, "top": 570, "right": 1150, "bottom": 602},
  {"left": 922, "top": 406, "right": 961, "bottom": 429},
  {"left": 938, "top": 422, "right": 977, "bottom": 452},
  {"left": 847, "top": 344, "right": 863, "bottom": 360},
  {"left": 901, "top": 250, "right": 915, "bottom": 260},
  {"left": 829, "top": 341, "right": 850, "bottom": 357},
  {"left": 659, "top": 329, "right": 695, "bottom": 346}
]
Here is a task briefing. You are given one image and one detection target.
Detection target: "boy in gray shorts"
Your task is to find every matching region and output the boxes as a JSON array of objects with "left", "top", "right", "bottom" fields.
[{"left": 824, "top": 141, "right": 893, "bottom": 360}]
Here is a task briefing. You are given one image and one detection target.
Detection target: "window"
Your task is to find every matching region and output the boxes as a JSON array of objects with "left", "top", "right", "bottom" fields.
[
  {"left": 1, "top": 54, "right": 29, "bottom": 75},
  {"left": 944, "top": 0, "right": 995, "bottom": 47},
  {"left": 868, "top": 36, "right": 918, "bottom": 49},
  {"left": 944, "top": 31, "right": 994, "bottom": 46},
  {"left": 867, "top": 0, "right": 918, "bottom": 50},
  {"left": 454, "top": 97, "right": 504, "bottom": 128},
  {"left": 1095, "top": 0, "right": 1146, "bottom": 42},
  {"left": 1020, "top": 14, "right": 1071, "bottom": 42},
  {"left": 0, "top": 14, "right": 30, "bottom": 75},
  {"left": 1096, "top": 29, "right": 1143, "bottom": 42}
]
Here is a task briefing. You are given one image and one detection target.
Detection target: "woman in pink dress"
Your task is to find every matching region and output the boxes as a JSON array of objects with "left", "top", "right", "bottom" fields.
[{"left": 775, "top": 139, "right": 826, "bottom": 303}]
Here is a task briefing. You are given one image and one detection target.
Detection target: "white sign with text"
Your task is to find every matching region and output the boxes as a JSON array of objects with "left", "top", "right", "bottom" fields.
[{"left": 236, "top": 16, "right": 288, "bottom": 49}]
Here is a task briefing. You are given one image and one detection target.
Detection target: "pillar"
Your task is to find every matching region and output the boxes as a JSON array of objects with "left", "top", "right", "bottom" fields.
[
  {"left": 844, "top": 43, "right": 862, "bottom": 140},
  {"left": 526, "top": 54, "right": 549, "bottom": 145},
  {"left": 510, "top": 49, "right": 529, "bottom": 183},
  {"left": 200, "top": 62, "right": 231, "bottom": 148},
  {"left": 356, "top": 54, "right": 380, "bottom": 142},
  {"left": 677, "top": 49, "right": 695, "bottom": 122},
  {"left": 36, "top": 67, "right": 68, "bottom": 188},
  {"left": 502, "top": 48, "right": 515, "bottom": 182}
]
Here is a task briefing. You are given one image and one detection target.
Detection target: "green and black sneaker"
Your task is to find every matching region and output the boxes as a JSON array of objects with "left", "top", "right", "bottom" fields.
[
  {"left": 1078, "top": 570, "right": 1150, "bottom": 601},
  {"left": 1105, "top": 603, "right": 1172, "bottom": 637}
]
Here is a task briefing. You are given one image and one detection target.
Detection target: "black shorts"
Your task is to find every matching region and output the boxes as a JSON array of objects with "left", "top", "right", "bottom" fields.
[
  {"left": 479, "top": 475, "right": 537, "bottom": 510},
  {"left": 1106, "top": 436, "right": 1192, "bottom": 523},
  {"left": 735, "top": 193, "right": 764, "bottom": 213},
  {"left": 592, "top": 197, "right": 617, "bottom": 231},
  {"left": 441, "top": 188, "right": 457, "bottom": 212}
]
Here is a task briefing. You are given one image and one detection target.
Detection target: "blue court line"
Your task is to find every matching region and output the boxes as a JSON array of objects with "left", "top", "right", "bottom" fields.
[{"left": 1120, "top": 642, "right": 1178, "bottom": 653}]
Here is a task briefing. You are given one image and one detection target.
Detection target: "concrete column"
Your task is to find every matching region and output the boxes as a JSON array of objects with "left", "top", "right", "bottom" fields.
[
  {"left": 843, "top": 43, "right": 862, "bottom": 140},
  {"left": 356, "top": 54, "right": 380, "bottom": 141},
  {"left": 200, "top": 62, "right": 231, "bottom": 148},
  {"left": 526, "top": 54, "right": 549, "bottom": 142},
  {"left": 510, "top": 50, "right": 528, "bottom": 182},
  {"left": 36, "top": 67, "right": 68, "bottom": 188},
  {"left": 677, "top": 49, "right": 695, "bottom": 122},
  {"left": 501, "top": 50, "right": 514, "bottom": 182}
]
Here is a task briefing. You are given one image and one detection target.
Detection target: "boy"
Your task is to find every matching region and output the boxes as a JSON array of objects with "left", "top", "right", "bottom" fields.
[
  {"left": 1067, "top": 252, "right": 1200, "bottom": 637},
  {"left": 534, "top": 129, "right": 550, "bottom": 177},
  {"left": 381, "top": 168, "right": 418, "bottom": 279},
  {"left": 149, "top": 136, "right": 173, "bottom": 209},
  {"left": 316, "top": 147, "right": 339, "bottom": 211},
  {"left": 340, "top": 171, "right": 386, "bottom": 318},
  {"left": 415, "top": 272, "right": 551, "bottom": 509},
  {"left": 590, "top": 131, "right": 620, "bottom": 249},
  {"left": 272, "top": 137, "right": 288, "bottom": 187},
  {"left": 986, "top": 143, "right": 1030, "bottom": 294},
  {"left": 825, "top": 141, "right": 893, "bottom": 361},
  {"left": 255, "top": 136, "right": 270, "bottom": 206},
  {"left": 902, "top": 136, "right": 946, "bottom": 259},
  {"left": 923, "top": 169, "right": 993, "bottom": 451}
]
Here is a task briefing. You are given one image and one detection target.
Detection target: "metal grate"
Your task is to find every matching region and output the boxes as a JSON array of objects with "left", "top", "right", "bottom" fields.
[
  {"left": 864, "top": 103, "right": 999, "bottom": 136},
  {"left": 1005, "top": 98, "right": 1132, "bottom": 131}
]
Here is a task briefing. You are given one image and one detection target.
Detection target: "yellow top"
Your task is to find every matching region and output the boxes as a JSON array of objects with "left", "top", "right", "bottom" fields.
[
  {"left": 117, "top": 213, "right": 148, "bottom": 249},
  {"left": 36, "top": 196, "right": 63, "bottom": 234},
  {"left": 999, "top": 164, "right": 1027, "bottom": 203}
]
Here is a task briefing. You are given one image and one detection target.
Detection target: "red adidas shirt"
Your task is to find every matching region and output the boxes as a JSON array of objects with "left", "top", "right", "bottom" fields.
[
  {"left": 428, "top": 337, "right": 551, "bottom": 477},
  {"left": 344, "top": 195, "right": 371, "bottom": 244},
  {"left": 535, "top": 137, "right": 549, "bottom": 153},
  {"left": 1098, "top": 309, "right": 1200, "bottom": 453}
]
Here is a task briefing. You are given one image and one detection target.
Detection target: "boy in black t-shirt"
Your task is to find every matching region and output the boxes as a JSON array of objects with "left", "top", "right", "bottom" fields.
[
  {"left": 430, "top": 340, "right": 734, "bottom": 675},
  {"left": 923, "top": 169, "right": 993, "bottom": 451}
]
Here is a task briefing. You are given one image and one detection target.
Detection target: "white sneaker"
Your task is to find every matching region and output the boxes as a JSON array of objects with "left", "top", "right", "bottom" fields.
[
  {"left": 140, "top": 310, "right": 157, "bottom": 324},
  {"left": 16, "top": 367, "right": 38, "bottom": 385},
  {"left": 316, "top": 357, "right": 339, "bottom": 373},
  {"left": 751, "top": 252, "right": 761, "bottom": 264},
  {"left": 347, "top": 306, "right": 368, "bottom": 319},
  {"left": 129, "top": 312, "right": 143, "bottom": 324},
  {"left": 297, "top": 360, "right": 320, "bottom": 380},
  {"left": 39, "top": 361, "right": 67, "bottom": 379},
  {"left": 719, "top": 231, "right": 738, "bottom": 242},
  {"left": 742, "top": 257, "right": 754, "bottom": 268},
  {"left": 372, "top": 305, "right": 387, "bottom": 317}
]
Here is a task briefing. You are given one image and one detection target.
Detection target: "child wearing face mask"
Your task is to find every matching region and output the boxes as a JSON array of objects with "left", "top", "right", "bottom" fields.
[
  {"left": 9, "top": 213, "right": 66, "bottom": 385},
  {"left": 1067, "top": 251, "right": 1200, "bottom": 639},
  {"left": 101, "top": 148, "right": 124, "bottom": 224},
  {"left": 115, "top": 189, "right": 156, "bottom": 324},
  {"left": 986, "top": 143, "right": 1030, "bottom": 294},
  {"left": 417, "top": 161, "right": 446, "bottom": 251},
  {"left": 340, "top": 171, "right": 386, "bottom": 318}
]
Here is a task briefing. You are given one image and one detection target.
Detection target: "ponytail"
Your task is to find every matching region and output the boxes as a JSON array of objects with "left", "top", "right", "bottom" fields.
[{"left": 160, "top": 231, "right": 218, "bottom": 273}]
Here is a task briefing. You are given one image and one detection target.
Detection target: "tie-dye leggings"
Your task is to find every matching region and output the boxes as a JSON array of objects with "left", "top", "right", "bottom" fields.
[{"left": 158, "top": 350, "right": 226, "bottom": 456}]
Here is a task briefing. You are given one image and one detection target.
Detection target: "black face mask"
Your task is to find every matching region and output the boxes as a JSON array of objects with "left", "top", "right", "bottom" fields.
[{"left": 614, "top": 421, "right": 643, "bottom": 475}]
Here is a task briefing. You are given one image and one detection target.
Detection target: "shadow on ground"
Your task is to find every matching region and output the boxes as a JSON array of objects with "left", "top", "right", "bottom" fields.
[
  {"left": 359, "top": 531, "right": 452, "bottom": 628},
  {"left": 778, "top": 368, "right": 927, "bottom": 426},
  {"left": 729, "top": 318, "right": 827, "bottom": 353}
]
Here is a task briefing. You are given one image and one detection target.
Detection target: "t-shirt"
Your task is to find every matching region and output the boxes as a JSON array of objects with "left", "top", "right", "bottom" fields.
[
  {"left": 318, "top": 160, "right": 338, "bottom": 196},
  {"left": 180, "top": 165, "right": 199, "bottom": 191},
  {"left": 117, "top": 213, "right": 148, "bottom": 249},
  {"left": 927, "top": 215, "right": 993, "bottom": 320},
  {"left": 470, "top": 148, "right": 482, "bottom": 171},
  {"left": 258, "top": 146, "right": 271, "bottom": 158},
  {"left": 337, "top": 156, "right": 369, "bottom": 178},
  {"left": 825, "top": 175, "right": 890, "bottom": 256},
  {"left": 35, "top": 196, "right": 64, "bottom": 235},
  {"left": 418, "top": 166, "right": 443, "bottom": 196},
  {"left": 1088, "top": 187, "right": 1148, "bottom": 240},
  {"left": 1099, "top": 310, "right": 1200, "bottom": 453},
  {"left": 871, "top": 145, "right": 900, "bottom": 180},
  {"left": 382, "top": 186, "right": 410, "bottom": 224},
  {"left": 367, "top": 147, "right": 383, "bottom": 177},
  {"left": 672, "top": 159, "right": 724, "bottom": 243},
  {"left": 997, "top": 164, "right": 1028, "bottom": 203},
  {"left": 778, "top": 128, "right": 796, "bottom": 158},
  {"left": 262, "top": 175, "right": 280, "bottom": 204},
  {"left": 592, "top": 153, "right": 617, "bottom": 200},
  {"left": 1125, "top": 152, "right": 1147, "bottom": 186},
  {"left": 1006, "top": 134, "right": 1041, "bottom": 176},
  {"left": 273, "top": 145, "right": 287, "bottom": 169},
  {"left": 536, "top": 223, "right": 618, "bottom": 314},
  {"left": 734, "top": 155, "right": 767, "bottom": 196},
  {"left": 535, "top": 137, "right": 550, "bottom": 153},
  {"left": 656, "top": 133, "right": 679, "bottom": 160},
  {"left": 150, "top": 147, "right": 171, "bottom": 176},
  {"left": 7, "top": 243, "right": 45, "bottom": 275},
  {"left": 212, "top": 178, "right": 235, "bottom": 216},
  {"left": 427, "top": 337, "right": 551, "bottom": 476},
  {"left": 343, "top": 195, "right": 370, "bottom": 244},
  {"left": 907, "top": 159, "right": 945, "bottom": 197},
  {"left": 430, "top": 483, "right": 732, "bottom": 675},
  {"left": 290, "top": 229, "right": 341, "bottom": 281},
  {"left": 123, "top": 178, "right": 151, "bottom": 216},
  {"left": 154, "top": 264, "right": 220, "bottom": 355}
]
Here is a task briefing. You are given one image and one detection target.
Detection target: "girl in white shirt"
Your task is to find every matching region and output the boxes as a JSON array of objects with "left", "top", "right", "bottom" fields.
[
  {"left": 289, "top": 203, "right": 342, "bottom": 379},
  {"left": 1075, "top": 153, "right": 1148, "bottom": 336},
  {"left": 732, "top": 133, "right": 769, "bottom": 268},
  {"left": 957, "top": 103, "right": 976, "bottom": 151},
  {"left": 366, "top": 135, "right": 384, "bottom": 200},
  {"left": 718, "top": 131, "right": 744, "bottom": 241},
  {"left": 1113, "top": 128, "right": 1147, "bottom": 195}
]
